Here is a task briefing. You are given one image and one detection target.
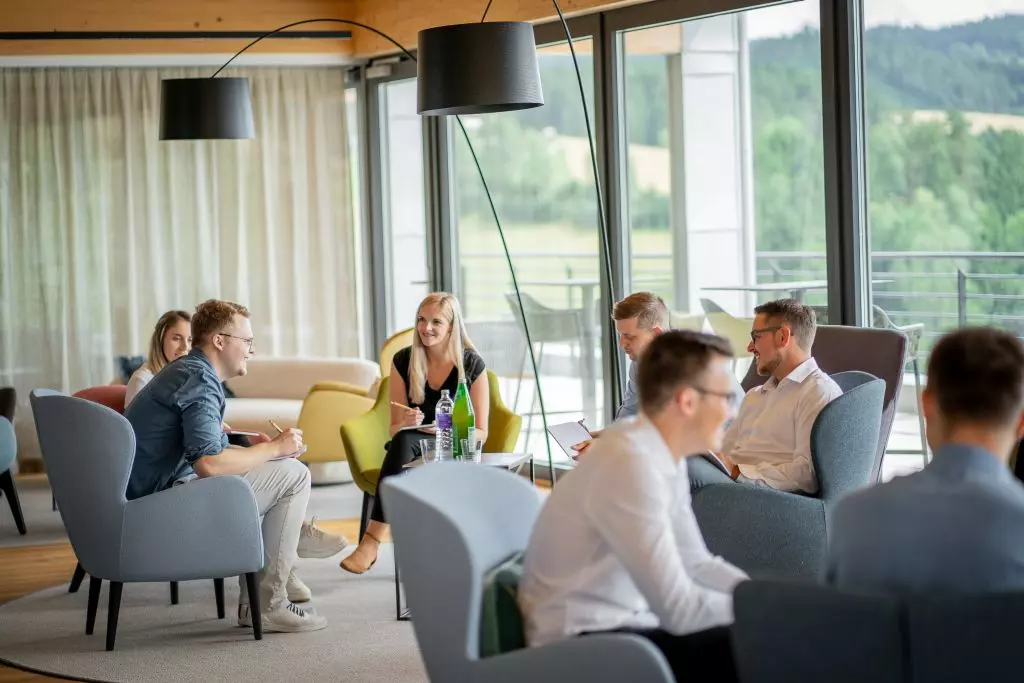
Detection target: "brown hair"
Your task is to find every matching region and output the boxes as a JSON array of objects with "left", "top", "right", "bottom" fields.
[
  {"left": 612, "top": 291, "right": 669, "bottom": 330},
  {"left": 638, "top": 330, "right": 734, "bottom": 415},
  {"left": 191, "top": 299, "right": 250, "bottom": 346},
  {"left": 147, "top": 310, "right": 192, "bottom": 373},
  {"left": 927, "top": 327, "right": 1024, "bottom": 428},
  {"left": 753, "top": 298, "right": 817, "bottom": 350}
]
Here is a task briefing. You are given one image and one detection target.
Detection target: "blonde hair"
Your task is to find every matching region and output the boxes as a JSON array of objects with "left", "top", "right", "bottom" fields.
[
  {"left": 407, "top": 292, "right": 475, "bottom": 405},
  {"left": 147, "top": 310, "right": 192, "bottom": 373},
  {"left": 612, "top": 291, "right": 669, "bottom": 330}
]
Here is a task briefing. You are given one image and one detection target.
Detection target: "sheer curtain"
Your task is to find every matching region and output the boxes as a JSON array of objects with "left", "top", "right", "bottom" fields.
[{"left": 0, "top": 66, "right": 361, "bottom": 463}]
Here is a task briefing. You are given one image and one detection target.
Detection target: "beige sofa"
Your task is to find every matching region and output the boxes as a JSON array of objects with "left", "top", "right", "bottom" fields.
[{"left": 224, "top": 357, "right": 379, "bottom": 482}]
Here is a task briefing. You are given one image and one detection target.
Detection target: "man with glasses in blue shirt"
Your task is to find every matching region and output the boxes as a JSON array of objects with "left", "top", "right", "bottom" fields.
[
  {"left": 690, "top": 298, "right": 842, "bottom": 494},
  {"left": 125, "top": 299, "right": 344, "bottom": 634}
]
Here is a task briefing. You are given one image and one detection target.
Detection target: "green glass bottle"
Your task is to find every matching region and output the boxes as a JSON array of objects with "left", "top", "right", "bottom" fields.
[{"left": 451, "top": 376, "right": 475, "bottom": 460}]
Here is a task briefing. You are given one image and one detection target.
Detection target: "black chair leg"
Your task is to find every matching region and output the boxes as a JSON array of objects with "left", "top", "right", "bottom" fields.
[
  {"left": 69, "top": 563, "right": 86, "bottom": 593},
  {"left": 52, "top": 493, "right": 56, "bottom": 512},
  {"left": 105, "top": 581, "right": 123, "bottom": 651},
  {"left": 0, "top": 469, "right": 26, "bottom": 535},
  {"left": 85, "top": 577, "right": 102, "bottom": 635},
  {"left": 359, "top": 491, "right": 371, "bottom": 542},
  {"left": 244, "top": 572, "right": 262, "bottom": 641},
  {"left": 169, "top": 581, "right": 179, "bottom": 605},
  {"left": 214, "top": 578, "right": 225, "bottom": 619}
]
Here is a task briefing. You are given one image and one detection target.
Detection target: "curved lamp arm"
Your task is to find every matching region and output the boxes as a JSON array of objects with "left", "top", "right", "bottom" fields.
[
  {"left": 211, "top": 18, "right": 416, "bottom": 77},
  {"left": 205, "top": 16, "right": 559, "bottom": 479}
]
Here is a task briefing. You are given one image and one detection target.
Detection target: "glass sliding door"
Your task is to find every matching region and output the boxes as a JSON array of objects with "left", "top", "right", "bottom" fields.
[
  {"left": 450, "top": 35, "right": 604, "bottom": 465},
  {"left": 617, "top": 2, "right": 829, "bottom": 379},
  {"left": 378, "top": 77, "right": 430, "bottom": 336},
  {"left": 863, "top": 2, "right": 1024, "bottom": 477}
]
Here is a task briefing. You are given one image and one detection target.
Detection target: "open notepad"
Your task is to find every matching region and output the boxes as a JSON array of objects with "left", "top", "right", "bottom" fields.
[
  {"left": 696, "top": 451, "right": 731, "bottom": 475},
  {"left": 397, "top": 423, "right": 436, "bottom": 434},
  {"left": 546, "top": 421, "right": 593, "bottom": 458},
  {"left": 271, "top": 445, "right": 308, "bottom": 461}
]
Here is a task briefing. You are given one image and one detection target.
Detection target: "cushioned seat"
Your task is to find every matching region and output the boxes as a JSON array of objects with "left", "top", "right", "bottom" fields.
[{"left": 480, "top": 551, "right": 527, "bottom": 658}]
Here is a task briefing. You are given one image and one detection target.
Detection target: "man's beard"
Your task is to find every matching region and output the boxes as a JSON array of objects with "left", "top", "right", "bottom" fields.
[{"left": 756, "top": 356, "right": 779, "bottom": 377}]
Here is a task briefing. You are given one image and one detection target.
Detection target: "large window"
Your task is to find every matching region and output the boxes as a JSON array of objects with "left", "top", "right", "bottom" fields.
[
  {"left": 379, "top": 78, "right": 429, "bottom": 336},
  {"left": 451, "top": 37, "right": 603, "bottom": 464},
  {"left": 619, "top": 2, "right": 828, "bottom": 378},
  {"left": 863, "top": 3, "right": 1024, "bottom": 475}
]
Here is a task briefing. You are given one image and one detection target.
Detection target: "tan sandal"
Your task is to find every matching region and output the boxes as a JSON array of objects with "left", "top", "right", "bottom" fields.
[{"left": 340, "top": 531, "right": 382, "bottom": 575}]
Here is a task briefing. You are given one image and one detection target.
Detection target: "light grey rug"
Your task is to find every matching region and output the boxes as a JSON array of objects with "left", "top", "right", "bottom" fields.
[
  {"left": 0, "top": 476, "right": 364, "bottom": 548},
  {"left": 0, "top": 549, "right": 427, "bottom": 683}
]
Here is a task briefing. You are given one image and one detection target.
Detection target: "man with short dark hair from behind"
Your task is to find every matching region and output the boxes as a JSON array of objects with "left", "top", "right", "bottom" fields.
[
  {"left": 519, "top": 330, "right": 749, "bottom": 682},
  {"left": 824, "top": 327, "right": 1024, "bottom": 594}
]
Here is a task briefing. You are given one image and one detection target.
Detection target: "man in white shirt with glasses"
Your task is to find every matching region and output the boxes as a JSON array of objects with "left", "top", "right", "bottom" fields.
[
  {"left": 519, "top": 330, "right": 749, "bottom": 682},
  {"left": 691, "top": 298, "right": 843, "bottom": 494}
]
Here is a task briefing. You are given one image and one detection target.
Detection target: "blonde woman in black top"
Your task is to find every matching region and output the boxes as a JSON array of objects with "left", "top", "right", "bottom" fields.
[{"left": 340, "top": 292, "right": 490, "bottom": 574}]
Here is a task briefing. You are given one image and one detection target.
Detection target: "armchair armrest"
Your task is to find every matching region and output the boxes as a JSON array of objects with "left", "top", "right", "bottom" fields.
[
  {"left": 474, "top": 634, "right": 674, "bottom": 683},
  {"left": 119, "top": 475, "right": 264, "bottom": 582},
  {"left": 308, "top": 380, "right": 371, "bottom": 397},
  {"left": 692, "top": 483, "right": 826, "bottom": 581}
]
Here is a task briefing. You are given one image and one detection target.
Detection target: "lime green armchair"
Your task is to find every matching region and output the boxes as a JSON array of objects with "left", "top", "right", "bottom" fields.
[{"left": 341, "top": 370, "right": 523, "bottom": 539}]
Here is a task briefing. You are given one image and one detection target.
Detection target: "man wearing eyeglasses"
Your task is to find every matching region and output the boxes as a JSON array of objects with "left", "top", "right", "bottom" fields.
[
  {"left": 125, "top": 299, "right": 342, "bottom": 634},
  {"left": 691, "top": 298, "right": 842, "bottom": 494}
]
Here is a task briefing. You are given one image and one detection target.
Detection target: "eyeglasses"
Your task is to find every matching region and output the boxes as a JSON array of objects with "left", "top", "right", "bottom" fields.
[
  {"left": 749, "top": 326, "right": 782, "bottom": 343},
  {"left": 218, "top": 332, "right": 254, "bottom": 351},
  {"left": 693, "top": 386, "right": 741, "bottom": 405}
]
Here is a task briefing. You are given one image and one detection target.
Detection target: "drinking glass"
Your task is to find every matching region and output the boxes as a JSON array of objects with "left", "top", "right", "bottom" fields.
[
  {"left": 460, "top": 439, "right": 483, "bottom": 463},
  {"left": 419, "top": 439, "right": 437, "bottom": 464}
]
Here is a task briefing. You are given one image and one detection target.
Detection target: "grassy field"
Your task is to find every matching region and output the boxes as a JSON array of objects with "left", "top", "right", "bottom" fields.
[{"left": 456, "top": 217, "right": 675, "bottom": 320}]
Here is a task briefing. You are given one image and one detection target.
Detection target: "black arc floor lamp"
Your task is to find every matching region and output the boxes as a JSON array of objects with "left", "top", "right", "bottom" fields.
[{"left": 159, "top": 4, "right": 616, "bottom": 485}]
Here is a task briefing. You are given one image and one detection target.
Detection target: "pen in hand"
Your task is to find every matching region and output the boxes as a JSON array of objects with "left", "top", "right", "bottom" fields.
[{"left": 268, "top": 420, "right": 284, "bottom": 435}]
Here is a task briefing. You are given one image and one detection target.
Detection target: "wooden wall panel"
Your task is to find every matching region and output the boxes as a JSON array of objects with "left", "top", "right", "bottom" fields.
[
  {"left": 353, "top": 0, "right": 647, "bottom": 57},
  {"left": 0, "top": 0, "right": 356, "bottom": 56}
]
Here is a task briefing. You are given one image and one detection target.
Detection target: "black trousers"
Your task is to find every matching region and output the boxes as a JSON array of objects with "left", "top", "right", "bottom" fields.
[
  {"left": 587, "top": 626, "right": 737, "bottom": 683},
  {"left": 370, "top": 430, "right": 428, "bottom": 524}
]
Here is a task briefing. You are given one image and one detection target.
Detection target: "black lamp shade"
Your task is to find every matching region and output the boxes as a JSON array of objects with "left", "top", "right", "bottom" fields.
[
  {"left": 417, "top": 22, "right": 544, "bottom": 116},
  {"left": 160, "top": 77, "right": 255, "bottom": 140}
]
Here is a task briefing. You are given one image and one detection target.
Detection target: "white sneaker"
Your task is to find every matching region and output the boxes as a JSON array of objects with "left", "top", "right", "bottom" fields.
[
  {"left": 263, "top": 602, "right": 327, "bottom": 633},
  {"left": 287, "top": 569, "right": 312, "bottom": 603},
  {"left": 297, "top": 517, "right": 349, "bottom": 559},
  {"left": 238, "top": 602, "right": 324, "bottom": 632}
]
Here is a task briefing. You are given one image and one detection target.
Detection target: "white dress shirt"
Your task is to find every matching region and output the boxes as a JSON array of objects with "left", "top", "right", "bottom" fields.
[
  {"left": 518, "top": 416, "right": 748, "bottom": 647},
  {"left": 722, "top": 357, "right": 842, "bottom": 494}
]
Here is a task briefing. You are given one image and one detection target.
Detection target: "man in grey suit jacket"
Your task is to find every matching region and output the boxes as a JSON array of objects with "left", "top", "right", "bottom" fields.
[{"left": 824, "top": 326, "right": 1024, "bottom": 594}]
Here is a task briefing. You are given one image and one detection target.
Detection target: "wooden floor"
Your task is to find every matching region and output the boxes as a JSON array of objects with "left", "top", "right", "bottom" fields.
[
  {"left": 0, "top": 517, "right": 376, "bottom": 682},
  {"left": 0, "top": 543, "right": 78, "bottom": 681}
]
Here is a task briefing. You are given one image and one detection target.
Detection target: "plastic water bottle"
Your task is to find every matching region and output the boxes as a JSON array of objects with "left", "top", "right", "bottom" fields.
[{"left": 435, "top": 389, "right": 454, "bottom": 461}]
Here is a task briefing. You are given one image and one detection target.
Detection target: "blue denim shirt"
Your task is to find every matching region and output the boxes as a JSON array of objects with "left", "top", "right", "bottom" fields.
[{"left": 124, "top": 348, "right": 229, "bottom": 500}]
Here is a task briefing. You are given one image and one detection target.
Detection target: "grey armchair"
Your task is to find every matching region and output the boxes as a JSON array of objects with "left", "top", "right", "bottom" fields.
[
  {"left": 692, "top": 372, "right": 885, "bottom": 580},
  {"left": 382, "top": 463, "right": 674, "bottom": 683},
  {"left": 0, "top": 414, "right": 26, "bottom": 535},
  {"left": 732, "top": 580, "right": 906, "bottom": 683},
  {"left": 732, "top": 580, "right": 1024, "bottom": 683},
  {"left": 30, "top": 389, "right": 265, "bottom": 650}
]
